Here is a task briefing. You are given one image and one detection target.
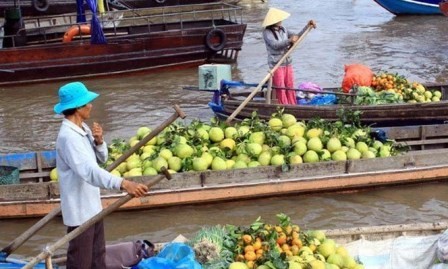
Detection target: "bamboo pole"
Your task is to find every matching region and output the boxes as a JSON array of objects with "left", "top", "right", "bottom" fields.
[
  {"left": 22, "top": 169, "right": 172, "bottom": 269},
  {"left": 225, "top": 20, "right": 316, "bottom": 124},
  {"left": 1, "top": 105, "right": 186, "bottom": 257}
]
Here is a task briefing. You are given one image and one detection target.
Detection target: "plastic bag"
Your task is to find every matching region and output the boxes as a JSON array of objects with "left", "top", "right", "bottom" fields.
[
  {"left": 308, "top": 94, "right": 337, "bottom": 105},
  {"left": 298, "top": 81, "right": 322, "bottom": 99},
  {"left": 341, "top": 64, "right": 373, "bottom": 93},
  {"left": 137, "top": 242, "right": 202, "bottom": 269}
]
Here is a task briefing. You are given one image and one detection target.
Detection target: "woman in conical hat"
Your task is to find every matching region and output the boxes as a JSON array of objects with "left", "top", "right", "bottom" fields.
[{"left": 262, "top": 7, "right": 300, "bottom": 105}]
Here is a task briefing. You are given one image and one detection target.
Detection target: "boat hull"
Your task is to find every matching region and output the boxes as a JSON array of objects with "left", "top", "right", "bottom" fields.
[
  {"left": 0, "top": 4, "right": 246, "bottom": 86},
  {"left": 210, "top": 83, "right": 448, "bottom": 126},
  {"left": 1, "top": 147, "right": 448, "bottom": 218},
  {"left": 373, "top": 0, "right": 443, "bottom": 15}
]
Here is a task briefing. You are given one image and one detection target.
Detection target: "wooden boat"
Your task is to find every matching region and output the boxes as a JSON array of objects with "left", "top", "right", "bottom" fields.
[
  {"left": 207, "top": 81, "right": 448, "bottom": 126},
  {"left": 1, "top": 123, "right": 448, "bottom": 219},
  {"left": 0, "top": 0, "right": 227, "bottom": 17},
  {"left": 0, "top": 3, "right": 246, "bottom": 86},
  {"left": 373, "top": 0, "right": 443, "bottom": 15},
  {"left": 440, "top": 0, "right": 448, "bottom": 15}
]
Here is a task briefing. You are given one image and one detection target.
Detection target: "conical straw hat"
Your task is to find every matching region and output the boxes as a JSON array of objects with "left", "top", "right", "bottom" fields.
[{"left": 262, "top": 7, "right": 291, "bottom": 28}]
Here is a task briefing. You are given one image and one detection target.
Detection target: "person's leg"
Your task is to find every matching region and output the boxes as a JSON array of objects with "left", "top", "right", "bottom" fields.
[
  {"left": 272, "top": 66, "right": 288, "bottom": 104},
  {"left": 285, "top": 65, "right": 297, "bottom": 104},
  {"left": 66, "top": 225, "right": 95, "bottom": 269},
  {"left": 92, "top": 220, "right": 106, "bottom": 269}
]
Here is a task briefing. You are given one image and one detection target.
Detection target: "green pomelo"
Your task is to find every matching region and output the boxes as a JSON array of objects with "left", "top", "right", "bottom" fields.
[
  {"left": 271, "top": 154, "right": 285, "bottom": 166},
  {"left": 237, "top": 125, "right": 250, "bottom": 137},
  {"left": 236, "top": 153, "right": 251, "bottom": 164},
  {"left": 211, "top": 157, "right": 227, "bottom": 170},
  {"left": 258, "top": 151, "right": 272, "bottom": 166},
  {"left": 127, "top": 159, "right": 142, "bottom": 171},
  {"left": 143, "top": 167, "right": 158, "bottom": 176},
  {"left": 289, "top": 154, "right": 303, "bottom": 164},
  {"left": 209, "top": 127, "right": 225, "bottom": 142},
  {"left": 320, "top": 149, "right": 331, "bottom": 161},
  {"left": 220, "top": 138, "right": 236, "bottom": 151},
  {"left": 362, "top": 150, "right": 376, "bottom": 159},
  {"left": 355, "top": 142, "right": 369, "bottom": 153},
  {"left": 306, "top": 128, "right": 322, "bottom": 139},
  {"left": 346, "top": 148, "right": 361, "bottom": 160},
  {"left": 192, "top": 157, "right": 208, "bottom": 171},
  {"left": 246, "top": 143, "right": 263, "bottom": 157},
  {"left": 50, "top": 168, "right": 58, "bottom": 181},
  {"left": 152, "top": 157, "right": 168, "bottom": 172},
  {"left": 196, "top": 128, "right": 209, "bottom": 141},
  {"left": 307, "top": 137, "right": 323, "bottom": 151},
  {"left": 226, "top": 159, "right": 235, "bottom": 169},
  {"left": 128, "top": 167, "right": 142, "bottom": 177},
  {"left": 140, "top": 152, "right": 153, "bottom": 161},
  {"left": 174, "top": 144, "right": 194, "bottom": 159},
  {"left": 233, "top": 160, "right": 248, "bottom": 169},
  {"left": 282, "top": 113, "right": 297, "bottom": 128},
  {"left": 143, "top": 145, "right": 157, "bottom": 154},
  {"left": 229, "top": 262, "right": 249, "bottom": 269},
  {"left": 331, "top": 150, "right": 347, "bottom": 161},
  {"left": 326, "top": 254, "right": 344, "bottom": 268},
  {"left": 326, "top": 137, "right": 342, "bottom": 153},
  {"left": 224, "top": 126, "right": 238, "bottom": 139},
  {"left": 317, "top": 241, "right": 335, "bottom": 258},
  {"left": 309, "top": 230, "right": 326, "bottom": 242},
  {"left": 159, "top": 148, "right": 173, "bottom": 160},
  {"left": 287, "top": 124, "right": 305, "bottom": 138},
  {"left": 249, "top": 132, "right": 266, "bottom": 145},
  {"left": 269, "top": 118, "right": 283, "bottom": 131},
  {"left": 309, "top": 260, "right": 325, "bottom": 269},
  {"left": 110, "top": 169, "right": 121, "bottom": 177},
  {"left": 167, "top": 156, "right": 182, "bottom": 172},
  {"left": 288, "top": 261, "right": 302, "bottom": 269},
  {"left": 279, "top": 135, "right": 292, "bottom": 147},
  {"left": 201, "top": 152, "right": 213, "bottom": 167},
  {"left": 294, "top": 141, "right": 308, "bottom": 156},
  {"left": 248, "top": 161, "right": 261, "bottom": 168},
  {"left": 373, "top": 140, "right": 383, "bottom": 150},
  {"left": 303, "top": 150, "right": 319, "bottom": 163},
  {"left": 136, "top": 126, "right": 151, "bottom": 139},
  {"left": 145, "top": 136, "right": 157, "bottom": 146}
]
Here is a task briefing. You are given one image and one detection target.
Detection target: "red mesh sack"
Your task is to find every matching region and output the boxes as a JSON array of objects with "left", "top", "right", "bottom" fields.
[{"left": 341, "top": 64, "right": 373, "bottom": 93}]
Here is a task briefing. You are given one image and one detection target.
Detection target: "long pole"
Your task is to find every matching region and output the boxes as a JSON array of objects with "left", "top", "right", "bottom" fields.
[
  {"left": 1, "top": 105, "right": 186, "bottom": 257},
  {"left": 22, "top": 169, "right": 172, "bottom": 269},
  {"left": 225, "top": 20, "right": 316, "bottom": 124}
]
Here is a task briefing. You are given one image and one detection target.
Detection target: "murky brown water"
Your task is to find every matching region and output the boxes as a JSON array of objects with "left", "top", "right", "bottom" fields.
[{"left": 1, "top": 0, "right": 448, "bottom": 259}]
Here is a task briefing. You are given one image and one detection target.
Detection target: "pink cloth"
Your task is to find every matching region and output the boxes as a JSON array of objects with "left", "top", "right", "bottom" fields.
[{"left": 272, "top": 65, "right": 296, "bottom": 105}]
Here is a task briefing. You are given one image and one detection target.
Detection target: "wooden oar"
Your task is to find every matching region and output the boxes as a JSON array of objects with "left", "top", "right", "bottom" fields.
[
  {"left": 0, "top": 104, "right": 186, "bottom": 258},
  {"left": 225, "top": 20, "right": 316, "bottom": 124},
  {"left": 22, "top": 168, "right": 172, "bottom": 269}
]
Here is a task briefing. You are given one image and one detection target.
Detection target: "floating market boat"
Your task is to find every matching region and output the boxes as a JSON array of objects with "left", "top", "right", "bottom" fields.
[
  {"left": 0, "top": 2, "right": 246, "bottom": 86},
  {"left": 373, "top": 0, "right": 443, "bottom": 15},
  {"left": 1, "top": 124, "right": 448, "bottom": 219},
  {"left": 0, "top": 0, "right": 228, "bottom": 17},
  {"left": 207, "top": 81, "right": 448, "bottom": 126},
  {"left": 440, "top": 0, "right": 448, "bottom": 15}
]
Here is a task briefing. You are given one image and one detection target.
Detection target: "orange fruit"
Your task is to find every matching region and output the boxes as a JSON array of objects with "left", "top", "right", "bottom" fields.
[
  {"left": 253, "top": 240, "right": 262, "bottom": 251},
  {"left": 244, "top": 245, "right": 255, "bottom": 253},
  {"left": 244, "top": 251, "right": 257, "bottom": 261},
  {"left": 242, "top": 234, "right": 252, "bottom": 244}
]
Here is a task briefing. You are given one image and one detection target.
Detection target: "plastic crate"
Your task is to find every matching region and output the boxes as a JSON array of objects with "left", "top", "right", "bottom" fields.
[{"left": 0, "top": 166, "right": 19, "bottom": 185}]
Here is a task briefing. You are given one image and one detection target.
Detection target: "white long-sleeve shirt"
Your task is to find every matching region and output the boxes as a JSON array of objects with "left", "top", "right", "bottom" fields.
[{"left": 56, "top": 119, "right": 122, "bottom": 227}]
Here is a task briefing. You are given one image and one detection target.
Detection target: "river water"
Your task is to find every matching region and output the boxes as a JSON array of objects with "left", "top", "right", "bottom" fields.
[{"left": 1, "top": 0, "right": 448, "bottom": 259}]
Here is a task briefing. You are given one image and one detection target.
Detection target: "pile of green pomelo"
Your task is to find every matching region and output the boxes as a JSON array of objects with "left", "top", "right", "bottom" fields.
[{"left": 104, "top": 111, "right": 398, "bottom": 178}]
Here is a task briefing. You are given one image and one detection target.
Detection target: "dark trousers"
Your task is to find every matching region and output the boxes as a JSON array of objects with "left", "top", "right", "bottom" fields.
[{"left": 66, "top": 220, "right": 106, "bottom": 269}]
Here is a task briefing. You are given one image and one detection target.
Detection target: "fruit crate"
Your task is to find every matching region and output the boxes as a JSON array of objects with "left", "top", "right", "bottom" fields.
[{"left": 0, "top": 165, "right": 19, "bottom": 185}]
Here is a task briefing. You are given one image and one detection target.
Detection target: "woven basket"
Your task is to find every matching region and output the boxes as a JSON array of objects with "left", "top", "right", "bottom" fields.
[{"left": 0, "top": 166, "right": 19, "bottom": 185}]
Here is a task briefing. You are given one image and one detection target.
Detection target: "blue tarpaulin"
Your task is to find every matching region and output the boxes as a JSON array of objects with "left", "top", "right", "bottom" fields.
[{"left": 76, "top": 0, "right": 107, "bottom": 44}]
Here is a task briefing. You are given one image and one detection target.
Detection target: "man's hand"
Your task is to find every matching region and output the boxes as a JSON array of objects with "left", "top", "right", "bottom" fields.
[
  {"left": 92, "top": 122, "right": 104, "bottom": 145},
  {"left": 121, "top": 179, "right": 149, "bottom": 198},
  {"left": 290, "top": 35, "right": 299, "bottom": 43}
]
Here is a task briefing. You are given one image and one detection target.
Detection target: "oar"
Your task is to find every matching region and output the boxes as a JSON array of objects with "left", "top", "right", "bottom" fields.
[
  {"left": 0, "top": 104, "right": 186, "bottom": 258},
  {"left": 225, "top": 20, "right": 316, "bottom": 124},
  {"left": 22, "top": 168, "right": 173, "bottom": 269}
]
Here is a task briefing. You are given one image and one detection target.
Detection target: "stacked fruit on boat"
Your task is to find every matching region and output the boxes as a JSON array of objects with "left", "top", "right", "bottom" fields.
[
  {"left": 100, "top": 111, "right": 400, "bottom": 178},
  {"left": 189, "top": 213, "right": 365, "bottom": 269},
  {"left": 352, "top": 72, "right": 442, "bottom": 105}
]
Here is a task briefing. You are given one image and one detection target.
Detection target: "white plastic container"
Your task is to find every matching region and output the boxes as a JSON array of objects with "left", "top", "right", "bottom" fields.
[{"left": 198, "top": 64, "right": 231, "bottom": 90}]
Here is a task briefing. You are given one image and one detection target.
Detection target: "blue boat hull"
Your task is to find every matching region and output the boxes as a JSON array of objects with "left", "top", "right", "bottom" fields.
[{"left": 374, "top": 0, "right": 443, "bottom": 15}]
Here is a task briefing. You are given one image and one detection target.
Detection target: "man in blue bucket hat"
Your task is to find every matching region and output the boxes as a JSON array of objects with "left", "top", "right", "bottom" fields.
[{"left": 54, "top": 81, "right": 148, "bottom": 269}]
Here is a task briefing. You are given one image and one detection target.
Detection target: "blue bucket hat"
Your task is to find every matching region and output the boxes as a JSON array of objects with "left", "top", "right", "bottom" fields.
[{"left": 54, "top": 82, "right": 99, "bottom": 114}]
